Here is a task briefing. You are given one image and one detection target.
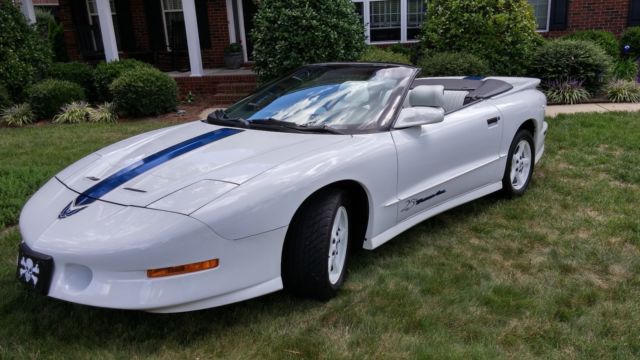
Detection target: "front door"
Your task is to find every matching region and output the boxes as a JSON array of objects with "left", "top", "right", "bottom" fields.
[{"left": 392, "top": 102, "right": 503, "bottom": 222}]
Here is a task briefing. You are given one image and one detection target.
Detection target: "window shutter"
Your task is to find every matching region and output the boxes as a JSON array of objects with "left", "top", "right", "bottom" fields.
[
  {"left": 144, "top": 0, "right": 165, "bottom": 51},
  {"left": 114, "top": 0, "right": 136, "bottom": 51},
  {"left": 69, "top": 0, "right": 92, "bottom": 53},
  {"left": 629, "top": 0, "right": 640, "bottom": 26},
  {"left": 549, "top": 0, "right": 569, "bottom": 31},
  {"left": 195, "top": 0, "right": 211, "bottom": 49}
]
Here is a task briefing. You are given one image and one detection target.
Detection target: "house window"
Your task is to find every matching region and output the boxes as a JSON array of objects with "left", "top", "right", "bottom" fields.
[
  {"left": 370, "top": 0, "right": 401, "bottom": 42},
  {"left": 528, "top": 0, "right": 551, "bottom": 32},
  {"left": 160, "top": 0, "right": 187, "bottom": 52},
  {"left": 352, "top": 0, "right": 425, "bottom": 44},
  {"left": 406, "top": 0, "right": 424, "bottom": 40},
  {"left": 86, "top": 0, "right": 120, "bottom": 51}
]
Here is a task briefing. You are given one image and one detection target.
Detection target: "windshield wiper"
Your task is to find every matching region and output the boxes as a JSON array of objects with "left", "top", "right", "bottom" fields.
[
  {"left": 251, "top": 118, "right": 345, "bottom": 135},
  {"left": 206, "top": 110, "right": 250, "bottom": 127}
]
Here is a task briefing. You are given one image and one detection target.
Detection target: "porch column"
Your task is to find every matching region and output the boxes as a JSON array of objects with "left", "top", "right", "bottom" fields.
[
  {"left": 20, "top": 0, "right": 36, "bottom": 24},
  {"left": 96, "top": 0, "right": 119, "bottom": 62},
  {"left": 182, "top": 0, "right": 204, "bottom": 77}
]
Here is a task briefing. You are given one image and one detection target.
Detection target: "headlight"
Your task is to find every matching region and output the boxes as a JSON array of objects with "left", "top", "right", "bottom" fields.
[{"left": 147, "top": 180, "right": 237, "bottom": 215}]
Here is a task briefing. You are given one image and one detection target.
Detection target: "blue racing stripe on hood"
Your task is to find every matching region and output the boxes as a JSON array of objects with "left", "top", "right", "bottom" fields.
[{"left": 73, "top": 127, "right": 243, "bottom": 207}]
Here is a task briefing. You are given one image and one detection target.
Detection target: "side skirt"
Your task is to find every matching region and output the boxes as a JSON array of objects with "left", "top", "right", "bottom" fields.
[{"left": 364, "top": 182, "right": 503, "bottom": 250}]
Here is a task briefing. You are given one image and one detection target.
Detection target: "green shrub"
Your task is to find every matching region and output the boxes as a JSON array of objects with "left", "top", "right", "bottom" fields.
[
  {"left": 252, "top": 0, "right": 365, "bottom": 81},
  {"left": 418, "top": 52, "right": 490, "bottom": 77},
  {"left": 88, "top": 102, "right": 118, "bottom": 123},
  {"left": 563, "top": 30, "right": 619, "bottom": 58},
  {"left": 1, "top": 103, "right": 34, "bottom": 127},
  {"left": 544, "top": 80, "right": 590, "bottom": 105},
  {"left": 388, "top": 43, "right": 413, "bottom": 58},
  {"left": 48, "top": 62, "right": 96, "bottom": 100},
  {"left": 529, "top": 40, "right": 613, "bottom": 92},
  {"left": 0, "top": 85, "right": 11, "bottom": 110},
  {"left": 27, "top": 79, "right": 85, "bottom": 119},
  {"left": 605, "top": 80, "right": 640, "bottom": 103},
  {"left": 420, "top": 0, "right": 542, "bottom": 76},
  {"left": 359, "top": 47, "right": 412, "bottom": 65},
  {"left": 621, "top": 26, "right": 640, "bottom": 59},
  {"left": 110, "top": 68, "right": 177, "bottom": 117},
  {"left": 35, "top": 8, "right": 66, "bottom": 61},
  {"left": 224, "top": 42, "right": 243, "bottom": 54},
  {"left": 53, "top": 101, "right": 91, "bottom": 124},
  {"left": 35, "top": 8, "right": 55, "bottom": 39},
  {"left": 0, "top": 1, "right": 52, "bottom": 101},
  {"left": 612, "top": 58, "right": 639, "bottom": 81},
  {"left": 94, "top": 59, "right": 153, "bottom": 101}
]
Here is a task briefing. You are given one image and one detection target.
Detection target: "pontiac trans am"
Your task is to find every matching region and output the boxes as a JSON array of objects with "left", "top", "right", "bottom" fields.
[{"left": 17, "top": 63, "right": 548, "bottom": 312}]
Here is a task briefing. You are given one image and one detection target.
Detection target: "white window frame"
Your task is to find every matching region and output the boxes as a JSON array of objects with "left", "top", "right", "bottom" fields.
[
  {"left": 529, "top": 0, "right": 552, "bottom": 33},
  {"left": 160, "top": 0, "right": 185, "bottom": 52},
  {"left": 353, "top": 0, "right": 424, "bottom": 44}
]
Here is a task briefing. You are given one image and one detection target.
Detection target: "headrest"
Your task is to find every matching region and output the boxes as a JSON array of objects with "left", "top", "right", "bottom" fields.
[{"left": 409, "top": 85, "right": 445, "bottom": 108}]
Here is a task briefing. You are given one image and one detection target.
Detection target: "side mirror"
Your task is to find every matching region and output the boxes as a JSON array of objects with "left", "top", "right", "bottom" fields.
[{"left": 394, "top": 107, "right": 445, "bottom": 129}]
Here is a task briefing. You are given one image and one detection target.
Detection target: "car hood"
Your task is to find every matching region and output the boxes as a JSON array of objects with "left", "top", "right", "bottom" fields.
[{"left": 57, "top": 121, "right": 348, "bottom": 208}]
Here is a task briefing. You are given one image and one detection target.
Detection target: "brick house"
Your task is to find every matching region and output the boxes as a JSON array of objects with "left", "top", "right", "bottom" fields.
[
  {"left": 534, "top": 0, "right": 640, "bottom": 37},
  {"left": 15, "top": 0, "right": 640, "bottom": 96}
]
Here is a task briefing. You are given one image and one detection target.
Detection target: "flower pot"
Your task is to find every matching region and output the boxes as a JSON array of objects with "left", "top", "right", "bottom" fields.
[{"left": 224, "top": 52, "right": 244, "bottom": 69}]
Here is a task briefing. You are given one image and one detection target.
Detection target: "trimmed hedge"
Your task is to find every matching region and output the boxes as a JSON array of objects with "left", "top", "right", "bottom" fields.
[
  {"left": 563, "top": 30, "right": 620, "bottom": 58},
  {"left": 359, "top": 47, "right": 412, "bottom": 65},
  {"left": 110, "top": 68, "right": 177, "bottom": 117},
  {"left": 48, "top": 62, "right": 96, "bottom": 100},
  {"left": 421, "top": 0, "right": 542, "bottom": 76},
  {"left": 252, "top": 0, "right": 365, "bottom": 81},
  {"left": 94, "top": 59, "right": 153, "bottom": 101},
  {"left": 0, "top": 1, "right": 52, "bottom": 101},
  {"left": 27, "top": 79, "right": 85, "bottom": 119},
  {"left": 529, "top": 40, "right": 613, "bottom": 92},
  {"left": 419, "top": 52, "right": 490, "bottom": 77}
]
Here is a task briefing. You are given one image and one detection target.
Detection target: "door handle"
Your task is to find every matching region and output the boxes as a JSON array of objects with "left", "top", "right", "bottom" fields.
[{"left": 487, "top": 117, "right": 500, "bottom": 126}]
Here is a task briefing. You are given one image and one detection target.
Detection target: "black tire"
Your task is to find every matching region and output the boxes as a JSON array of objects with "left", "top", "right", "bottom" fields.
[
  {"left": 502, "top": 129, "right": 535, "bottom": 197},
  {"left": 282, "top": 188, "right": 352, "bottom": 300}
]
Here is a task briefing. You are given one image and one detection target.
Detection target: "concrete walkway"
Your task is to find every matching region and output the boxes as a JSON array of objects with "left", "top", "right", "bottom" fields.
[
  {"left": 546, "top": 103, "right": 640, "bottom": 117},
  {"left": 200, "top": 103, "right": 640, "bottom": 120}
]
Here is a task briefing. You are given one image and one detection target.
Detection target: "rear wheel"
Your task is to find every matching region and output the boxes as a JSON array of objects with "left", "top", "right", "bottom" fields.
[
  {"left": 502, "top": 130, "right": 535, "bottom": 196},
  {"left": 282, "top": 189, "right": 351, "bottom": 300}
]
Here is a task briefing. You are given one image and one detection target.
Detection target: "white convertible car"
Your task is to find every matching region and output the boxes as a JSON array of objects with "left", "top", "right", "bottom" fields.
[{"left": 17, "top": 63, "right": 547, "bottom": 312}]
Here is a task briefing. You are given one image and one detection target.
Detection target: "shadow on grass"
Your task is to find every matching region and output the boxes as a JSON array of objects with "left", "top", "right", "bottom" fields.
[{"left": 0, "top": 193, "right": 506, "bottom": 355}]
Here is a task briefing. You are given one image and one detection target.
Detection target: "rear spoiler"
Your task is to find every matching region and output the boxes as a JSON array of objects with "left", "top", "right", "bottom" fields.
[{"left": 484, "top": 77, "right": 541, "bottom": 99}]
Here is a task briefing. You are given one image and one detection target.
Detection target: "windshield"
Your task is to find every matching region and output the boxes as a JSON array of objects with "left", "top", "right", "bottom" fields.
[{"left": 221, "top": 64, "right": 417, "bottom": 133}]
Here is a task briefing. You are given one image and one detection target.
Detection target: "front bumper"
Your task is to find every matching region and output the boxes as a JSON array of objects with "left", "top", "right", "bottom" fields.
[{"left": 18, "top": 178, "right": 285, "bottom": 312}]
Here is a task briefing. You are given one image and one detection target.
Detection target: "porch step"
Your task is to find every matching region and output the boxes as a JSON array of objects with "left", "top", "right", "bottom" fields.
[{"left": 215, "top": 82, "right": 257, "bottom": 94}]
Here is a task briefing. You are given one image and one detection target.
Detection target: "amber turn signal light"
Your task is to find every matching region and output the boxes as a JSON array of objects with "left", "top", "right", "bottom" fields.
[{"left": 147, "top": 258, "right": 219, "bottom": 278}]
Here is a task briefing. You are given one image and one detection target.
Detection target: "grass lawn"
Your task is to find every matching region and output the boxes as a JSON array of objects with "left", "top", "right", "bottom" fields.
[{"left": 0, "top": 112, "right": 639, "bottom": 359}]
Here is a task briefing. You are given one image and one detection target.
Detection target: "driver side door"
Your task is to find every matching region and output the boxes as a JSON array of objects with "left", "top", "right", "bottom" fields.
[{"left": 391, "top": 102, "right": 503, "bottom": 222}]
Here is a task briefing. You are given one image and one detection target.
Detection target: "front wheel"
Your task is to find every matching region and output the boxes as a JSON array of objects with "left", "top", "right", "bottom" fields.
[
  {"left": 282, "top": 189, "right": 351, "bottom": 300},
  {"left": 502, "top": 130, "right": 535, "bottom": 197}
]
